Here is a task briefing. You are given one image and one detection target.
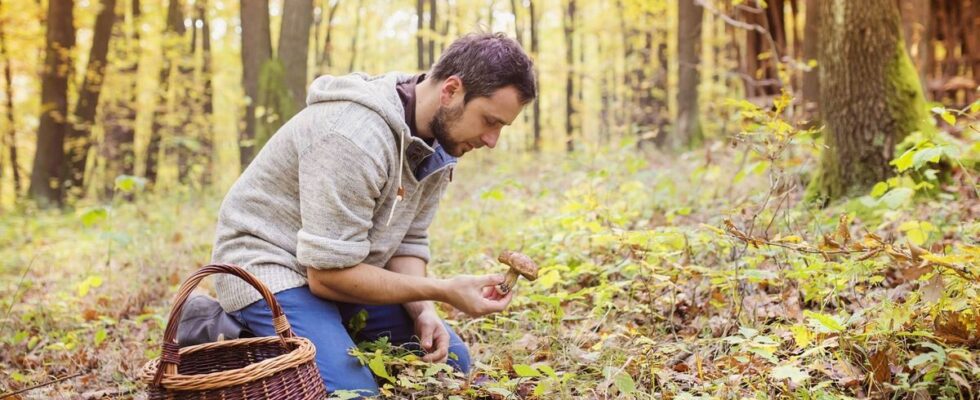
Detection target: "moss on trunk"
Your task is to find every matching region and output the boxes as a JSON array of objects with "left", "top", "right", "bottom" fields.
[{"left": 807, "top": 0, "right": 927, "bottom": 204}]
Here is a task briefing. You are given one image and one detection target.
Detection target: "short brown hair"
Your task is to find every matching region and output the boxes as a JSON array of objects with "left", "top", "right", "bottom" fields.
[{"left": 429, "top": 32, "right": 537, "bottom": 105}]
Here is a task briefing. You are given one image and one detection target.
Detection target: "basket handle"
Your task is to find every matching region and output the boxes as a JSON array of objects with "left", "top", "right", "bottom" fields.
[{"left": 152, "top": 264, "right": 295, "bottom": 386}]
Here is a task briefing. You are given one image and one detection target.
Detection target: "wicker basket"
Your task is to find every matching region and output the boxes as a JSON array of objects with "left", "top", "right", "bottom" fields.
[{"left": 140, "top": 264, "right": 327, "bottom": 399}]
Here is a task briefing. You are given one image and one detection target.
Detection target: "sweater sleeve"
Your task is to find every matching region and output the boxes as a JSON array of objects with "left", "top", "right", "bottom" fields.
[{"left": 296, "top": 133, "right": 386, "bottom": 269}]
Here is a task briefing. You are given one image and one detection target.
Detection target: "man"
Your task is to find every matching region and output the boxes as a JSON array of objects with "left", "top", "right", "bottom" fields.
[{"left": 208, "top": 33, "right": 536, "bottom": 395}]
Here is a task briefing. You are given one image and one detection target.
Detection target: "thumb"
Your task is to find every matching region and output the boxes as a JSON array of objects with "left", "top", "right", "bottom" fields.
[{"left": 420, "top": 327, "right": 433, "bottom": 349}]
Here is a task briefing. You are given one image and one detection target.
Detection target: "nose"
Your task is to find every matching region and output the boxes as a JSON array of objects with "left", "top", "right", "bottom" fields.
[{"left": 481, "top": 130, "right": 500, "bottom": 149}]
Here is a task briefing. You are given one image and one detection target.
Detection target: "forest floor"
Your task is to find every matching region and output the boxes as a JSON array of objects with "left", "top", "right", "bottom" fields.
[{"left": 1, "top": 114, "right": 979, "bottom": 399}]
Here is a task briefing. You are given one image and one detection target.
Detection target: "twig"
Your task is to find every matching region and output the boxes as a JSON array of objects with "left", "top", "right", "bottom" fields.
[
  {"left": 0, "top": 372, "right": 85, "bottom": 399},
  {"left": 1, "top": 255, "right": 37, "bottom": 337},
  {"left": 695, "top": 0, "right": 788, "bottom": 93}
]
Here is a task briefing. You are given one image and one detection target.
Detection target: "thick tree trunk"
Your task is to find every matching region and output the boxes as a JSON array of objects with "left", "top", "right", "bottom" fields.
[
  {"left": 801, "top": 0, "right": 820, "bottom": 118},
  {"left": 812, "top": 0, "right": 926, "bottom": 201},
  {"left": 146, "top": 0, "right": 184, "bottom": 184},
  {"left": 0, "top": 0, "right": 20, "bottom": 196},
  {"left": 239, "top": 0, "right": 271, "bottom": 169},
  {"left": 278, "top": 0, "right": 314, "bottom": 113},
  {"left": 675, "top": 0, "right": 703, "bottom": 149},
  {"left": 64, "top": 0, "right": 117, "bottom": 196},
  {"left": 30, "top": 0, "right": 75, "bottom": 206},
  {"left": 529, "top": 0, "right": 541, "bottom": 152},
  {"left": 563, "top": 0, "right": 575, "bottom": 152}
]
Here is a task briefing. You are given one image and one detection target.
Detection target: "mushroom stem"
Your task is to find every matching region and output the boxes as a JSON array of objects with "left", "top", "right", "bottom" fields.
[{"left": 497, "top": 269, "right": 520, "bottom": 295}]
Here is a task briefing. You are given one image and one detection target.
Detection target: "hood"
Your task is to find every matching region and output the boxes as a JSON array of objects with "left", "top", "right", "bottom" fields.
[{"left": 305, "top": 72, "right": 417, "bottom": 226}]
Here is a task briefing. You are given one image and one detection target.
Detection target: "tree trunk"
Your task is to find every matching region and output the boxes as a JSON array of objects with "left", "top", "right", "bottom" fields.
[
  {"left": 101, "top": 0, "right": 139, "bottom": 197},
  {"left": 64, "top": 0, "right": 116, "bottom": 197},
  {"left": 563, "top": 0, "right": 575, "bottom": 152},
  {"left": 510, "top": 0, "right": 524, "bottom": 47},
  {"left": 30, "top": 0, "right": 75, "bottom": 206},
  {"left": 898, "top": 0, "right": 932, "bottom": 94},
  {"left": 198, "top": 0, "right": 213, "bottom": 185},
  {"left": 175, "top": 3, "right": 197, "bottom": 184},
  {"left": 278, "top": 0, "right": 314, "bottom": 113},
  {"left": 349, "top": 0, "right": 363, "bottom": 72},
  {"left": 811, "top": 0, "right": 926, "bottom": 201},
  {"left": 429, "top": 0, "right": 437, "bottom": 67},
  {"left": 0, "top": 0, "right": 21, "bottom": 196},
  {"left": 801, "top": 0, "right": 820, "bottom": 118},
  {"left": 146, "top": 0, "right": 184, "bottom": 184},
  {"left": 675, "top": 0, "right": 703, "bottom": 150},
  {"left": 320, "top": 0, "right": 340, "bottom": 72},
  {"left": 417, "top": 0, "right": 425, "bottom": 70},
  {"left": 239, "top": 0, "right": 271, "bottom": 170},
  {"left": 529, "top": 0, "right": 541, "bottom": 152}
]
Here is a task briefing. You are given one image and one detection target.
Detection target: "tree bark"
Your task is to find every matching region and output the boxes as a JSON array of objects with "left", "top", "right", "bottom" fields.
[
  {"left": 801, "top": 0, "right": 820, "bottom": 117},
  {"left": 175, "top": 1, "right": 197, "bottom": 184},
  {"left": 146, "top": 0, "right": 185, "bottom": 184},
  {"left": 811, "top": 0, "right": 926, "bottom": 201},
  {"left": 278, "top": 0, "right": 314, "bottom": 113},
  {"left": 898, "top": 0, "right": 932, "bottom": 95},
  {"left": 429, "top": 0, "right": 437, "bottom": 67},
  {"left": 675, "top": 0, "right": 703, "bottom": 149},
  {"left": 320, "top": 0, "right": 340, "bottom": 72},
  {"left": 349, "top": 0, "right": 363, "bottom": 72},
  {"left": 417, "top": 0, "right": 425, "bottom": 70},
  {"left": 198, "top": 0, "right": 213, "bottom": 185},
  {"left": 563, "top": 0, "right": 576, "bottom": 152},
  {"left": 529, "top": 0, "right": 541, "bottom": 152},
  {"left": 29, "top": 0, "right": 75, "bottom": 206},
  {"left": 64, "top": 0, "right": 117, "bottom": 196},
  {"left": 101, "top": 0, "right": 139, "bottom": 196},
  {"left": 0, "top": 0, "right": 21, "bottom": 196},
  {"left": 239, "top": 0, "right": 272, "bottom": 169},
  {"left": 510, "top": 0, "right": 524, "bottom": 47}
]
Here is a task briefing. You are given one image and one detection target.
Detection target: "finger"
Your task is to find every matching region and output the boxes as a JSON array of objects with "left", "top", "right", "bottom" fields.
[
  {"left": 433, "top": 328, "right": 450, "bottom": 362},
  {"left": 481, "top": 274, "right": 504, "bottom": 286},
  {"left": 419, "top": 325, "right": 434, "bottom": 350},
  {"left": 422, "top": 328, "right": 449, "bottom": 362},
  {"left": 488, "top": 289, "right": 515, "bottom": 311}
]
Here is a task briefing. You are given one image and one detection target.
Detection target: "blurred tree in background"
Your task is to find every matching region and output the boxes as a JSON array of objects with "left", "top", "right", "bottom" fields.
[{"left": 0, "top": 0, "right": 976, "bottom": 209}]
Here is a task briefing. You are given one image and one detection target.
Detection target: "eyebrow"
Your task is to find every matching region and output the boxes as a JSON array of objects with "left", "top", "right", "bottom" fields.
[{"left": 486, "top": 115, "right": 511, "bottom": 126}]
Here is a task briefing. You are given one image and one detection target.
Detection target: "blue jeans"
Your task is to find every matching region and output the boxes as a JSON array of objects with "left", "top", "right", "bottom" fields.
[{"left": 231, "top": 286, "right": 471, "bottom": 396}]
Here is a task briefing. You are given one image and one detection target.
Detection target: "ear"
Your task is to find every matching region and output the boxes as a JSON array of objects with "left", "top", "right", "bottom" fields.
[{"left": 440, "top": 76, "right": 464, "bottom": 106}]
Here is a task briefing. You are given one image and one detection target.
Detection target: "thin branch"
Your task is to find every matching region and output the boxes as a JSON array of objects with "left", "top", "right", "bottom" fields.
[{"left": 0, "top": 372, "right": 85, "bottom": 399}]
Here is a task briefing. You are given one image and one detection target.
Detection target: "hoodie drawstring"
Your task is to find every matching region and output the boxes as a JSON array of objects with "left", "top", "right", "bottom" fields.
[{"left": 385, "top": 131, "right": 406, "bottom": 226}]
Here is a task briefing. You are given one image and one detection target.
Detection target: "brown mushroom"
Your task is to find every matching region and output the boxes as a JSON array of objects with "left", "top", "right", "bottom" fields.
[{"left": 495, "top": 250, "right": 539, "bottom": 295}]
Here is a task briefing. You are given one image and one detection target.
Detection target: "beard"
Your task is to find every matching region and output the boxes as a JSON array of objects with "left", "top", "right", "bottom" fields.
[{"left": 429, "top": 103, "right": 467, "bottom": 157}]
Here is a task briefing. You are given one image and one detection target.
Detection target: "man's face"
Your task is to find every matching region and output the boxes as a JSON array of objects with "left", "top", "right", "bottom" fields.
[{"left": 429, "top": 82, "right": 524, "bottom": 157}]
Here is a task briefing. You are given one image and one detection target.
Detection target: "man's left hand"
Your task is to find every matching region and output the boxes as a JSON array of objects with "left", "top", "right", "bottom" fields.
[{"left": 414, "top": 310, "right": 450, "bottom": 363}]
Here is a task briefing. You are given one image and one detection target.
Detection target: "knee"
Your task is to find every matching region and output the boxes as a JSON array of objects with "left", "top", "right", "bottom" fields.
[
  {"left": 446, "top": 335, "right": 472, "bottom": 374},
  {"left": 447, "top": 343, "right": 472, "bottom": 374}
]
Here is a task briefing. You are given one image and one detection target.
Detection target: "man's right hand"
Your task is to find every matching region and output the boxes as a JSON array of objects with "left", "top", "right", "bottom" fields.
[{"left": 443, "top": 274, "right": 514, "bottom": 317}]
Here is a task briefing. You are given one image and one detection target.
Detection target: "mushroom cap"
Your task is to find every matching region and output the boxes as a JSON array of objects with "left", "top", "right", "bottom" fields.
[{"left": 498, "top": 250, "right": 539, "bottom": 280}]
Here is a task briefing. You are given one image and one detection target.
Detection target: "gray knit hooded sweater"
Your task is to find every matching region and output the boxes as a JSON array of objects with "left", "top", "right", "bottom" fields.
[{"left": 211, "top": 73, "right": 455, "bottom": 312}]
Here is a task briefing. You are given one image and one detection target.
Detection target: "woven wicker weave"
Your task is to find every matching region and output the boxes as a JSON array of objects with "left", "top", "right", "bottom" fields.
[{"left": 140, "top": 264, "right": 327, "bottom": 399}]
